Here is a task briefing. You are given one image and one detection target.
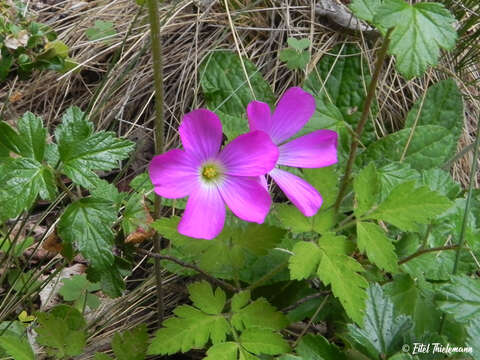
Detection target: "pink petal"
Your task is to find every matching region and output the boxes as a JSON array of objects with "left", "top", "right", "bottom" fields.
[
  {"left": 179, "top": 109, "right": 223, "bottom": 161},
  {"left": 219, "top": 130, "right": 279, "bottom": 176},
  {"left": 178, "top": 184, "right": 225, "bottom": 240},
  {"left": 270, "top": 87, "right": 316, "bottom": 144},
  {"left": 219, "top": 176, "right": 271, "bottom": 223},
  {"left": 270, "top": 168, "right": 322, "bottom": 217},
  {"left": 149, "top": 149, "right": 199, "bottom": 199},
  {"left": 278, "top": 130, "right": 338, "bottom": 168},
  {"left": 247, "top": 101, "right": 273, "bottom": 135}
]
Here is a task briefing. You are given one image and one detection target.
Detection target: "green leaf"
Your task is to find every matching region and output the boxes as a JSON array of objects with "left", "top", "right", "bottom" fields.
[
  {"left": 217, "top": 111, "right": 249, "bottom": 141},
  {"left": 436, "top": 275, "right": 480, "bottom": 323},
  {"left": 420, "top": 169, "right": 461, "bottom": 200},
  {"left": 350, "top": 0, "right": 382, "bottom": 23},
  {"left": 0, "top": 112, "right": 47, "bottom": 161},
  {"left": 112, "top": 324, "right": 149, "bottom": 360},
  {"left": 366, "top": 181, "right": 452, "bottom": 231},
  {"left": 466, "top": 318, "right": 480, "bottom": 360},
  {"left": 377, "top": 162, "right": 419, "bottom": 201},
  {"left": 287, "top": 37, "right": 311, "bottom": 51},
  {"left": 354, "top": 163, "right": 380, "bottom": 216},
  {"left": 199, "top": 51, "right": 275, "bottom": 117},
  {"left": 55, "top": 106, "right": 135, "bottom": 189},
  {"left": 86, "top": 21, "right": 116, "bottom": 41},
  {"left": 357, "top": 222, "right": 398, "bottom": 273},
  {"left": 148, "top": 305, "right": 230, "bottom": 355},
  {"left": 374, "top": 0, "right": 457, "bottom": 79},
  {"left": 0, "top": 335, "right": 34, "bottom": 360},
  {"left": 58, "top": 197, "right": 117, "bottom": 274},
  {"left": 289, "top": 241, "right": 321, "bottom": 280},
  {"left": 240, "top": 328, "right": 290, "bottom": 355},
  {"left": 188, "top": 281, "right": 227, "bottom": 315},
  {"left": 94, "top": 354, "right": 113, "bottom": 360},
  {"left": 404, "top": 79, "right": 463, "bottom": 140},
  {"left": 317, "top": 243, "right": 368, "bottom": 324},
  {"left": 36, "top": 305, "right": 86, "bottom": 358},
  {"left": 0, "top": 158, "right": 57, "bottom": 221},
  {"left": 348, "top": 284, "right": 412, "bottom": 359},
  {"left": 231, "top": 291, "right": 251, "bottom": 312},
  {"left": 279, "top": 48, "right": 310, "bottom": 70},
  {"left": 205, "top": 342, "right": 240, "bottom": 360},
  {"left": 363, "top": 125, "right": 456, "bottom": 170},
  {"left": 59, "top": 274, "right": 101, "bottom": 310},
  {"left": 233, "top": 223, "right": 285, "bottom": 256},
  {"left": 295, "top": 334, "right": 346, "bottom": 360},
  {"left": 231, "top": 298, "right": 288, "bottom": 331},
  {"left": 303, "top": 166, "right": 339, "bottom": 209},
  {"left": 303, "top": 44, "right": 376, "bottom": 145}
]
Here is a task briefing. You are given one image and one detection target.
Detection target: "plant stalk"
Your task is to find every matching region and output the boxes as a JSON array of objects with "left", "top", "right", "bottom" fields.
[
  {"left": 147, "top": 0, "right": 165, "bottom": 323},
  {"left": 334, "top": 29, "right": 392, "bottom": 212}
]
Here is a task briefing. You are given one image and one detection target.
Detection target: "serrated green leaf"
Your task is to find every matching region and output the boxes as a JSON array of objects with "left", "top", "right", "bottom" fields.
[
  {"left": 188, "top": 281, "right": 226, "bottom": 315},
  {"left": 436, "top": 275, "right": 480, "bottom": 323},
  {"left": 363, "top": 125, "right": 456, "bottom": 170},
  {"left": 466, "top": 318, "right": 480, "bottom": 360},
  {"left": 233, "top": 223, "right": 285, "bottom": 256},
  {"left": 231, "top": 291, "right": 251, "bottom": 312},
  {"left": 112, "top": 324, "right": 148, "bottom": 360},
  {"left": 303, "top": 166, "right": 339, "bottom": 209},
  {"left": 296, "top": 334, "right": 346, "bottom": 360},
  {"left": 303, "top": 44, "right": 376, "bottom": 146},
  {"left": 289, "top": 241, "right": 322, "bottom": 280},
  {"left": 204, "top": 342, "right": 239, "bottom": 360},
  {"left": 55, "top": 106, "right": 134, "bottom": 189},
  {"left": 404, "top": 79, "right": 463, "bottom": 139},
  {"left": 58, "top": 197, "right": 117, "bottom": 273},
  {"left": 377, "top": 162, "right": 419, "bottom": 201},
  {"left": 217, "top": 111, "right": 250, "bottom": 141},
  {"left": 348, "top": 284, "right": 412, "bottom": 359},
  {"left": 287, "top": 37, "right": 310, "bottom": 51},
  {"left": 240, "top": 328, "right": 290, "bottom": 355},
  {"left": 374, "top": 0, "right": 457, "bottom": 79},
  {"left": 357, "top": 222, "right": 398, "bottom": 273},
  {"left": 0, "top": 334, "right": 34, "bottom": 360},
  {"left": 0, "top": 158, "right": 57, "bottom": 221},
  {"left": 350, "top": 0, "right": 382, "bottom": 22},
  {"left": 317, "top": 249, "right": 368, "bottom": 324},
  {"left": 59, "top": 274, "right": 100, "bottom": 308},
  {"left": 86, "top": 21, "right": 116, "bottom": 41},
  {"left": 147, "top": 305, "right": 230, "bottom": 355},
  {"left": 121, "top": 193, "right": 149, "bottom": 235},
  {"left": 279, "top": 48, "right": 310, "bottom": 70},
  {"left": 199, "top": 51, "right": 275, "bottom": 117},
  {"left": 35, "top": 305, "right": 86, "bottom": 359},
  {"left": 231, "top": 298, "right": 288, "bottom": 331},
  {"left": 420, "top": 169, "right": 461, "bottom": 200},
  {"left": 366, "top": 181, "right": 452, "bottom": 231},
  {"left": 354, "top": 163, "right": 380, "bottom": 216}
]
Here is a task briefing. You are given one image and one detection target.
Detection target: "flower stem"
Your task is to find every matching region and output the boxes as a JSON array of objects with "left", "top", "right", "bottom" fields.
[
  {"left": 147, "top": 0, "right": 165, "bottom": 323},
  {"left": 334, "top": 29, "right": 392, "bottom": 212}
]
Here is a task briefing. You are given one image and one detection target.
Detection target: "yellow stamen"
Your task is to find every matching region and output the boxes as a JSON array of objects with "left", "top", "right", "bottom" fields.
[{"left": 202, "top": 166, "right": 218, "bottom": 179}]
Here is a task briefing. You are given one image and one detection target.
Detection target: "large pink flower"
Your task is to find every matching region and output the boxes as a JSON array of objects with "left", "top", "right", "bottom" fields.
[
  {"left": 149, "top": 109, "right": 279, "bottom": 240},
  {"left": 247, "top": 87, "right": 338, "bottom": 216}
]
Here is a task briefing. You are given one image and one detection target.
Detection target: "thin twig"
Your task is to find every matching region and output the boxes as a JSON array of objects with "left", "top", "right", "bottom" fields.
[
  {"left": 293, "top": 295, "right": 329, "bottom": 347},
  {"left": 397, "top": 245, "right": 459, "bottom": 265},
  {"left": 137, "top": 248, "right": 238, "bottom": 293},
  {"left": 147, "top": 0, "right": 165, "bottom": 323},
  {"left": 334, "top": 29, "right": 392, "bottom": 212},
  {"left": 282, "top": 291, "right": 330, "bottom": 312}
]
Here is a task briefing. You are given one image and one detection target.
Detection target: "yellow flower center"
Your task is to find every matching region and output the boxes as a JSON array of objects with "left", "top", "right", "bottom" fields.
[{"left": 202, "top": 166, "right": 218, "bottom": 179}]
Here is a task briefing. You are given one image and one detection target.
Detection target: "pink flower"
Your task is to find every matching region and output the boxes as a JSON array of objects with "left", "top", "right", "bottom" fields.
[
  {"left": 247, "top": 87, "right": 338, "bottom": 216},
  {"left": 149, "top": 109, "right": 279, "bottom": 240}
]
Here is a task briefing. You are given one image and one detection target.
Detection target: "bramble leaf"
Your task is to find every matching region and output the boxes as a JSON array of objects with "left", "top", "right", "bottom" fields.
[
  {"left": 357, "top": 222, "right": 398, "bottom": 273},
  {"left": 436, "top": 275, "right": 480, "bottom": 323},
  {"left": 374, "top": 0, "right": 457, "bottom": 79},
  {"left": 199, "top": 51, "right": 275, "bottom": 117},
  {"left": 348, "top": 284, "right": 412, "bottom": 359},
  {"left": 0, "top": 158, "right": 57, "bottom": 221},
  {"left": 55, "top": 107, "right": 135, "bottom": 189},
  {"left": 289, "top": 241, "right": 321, "bottom": 281},
  {"left": 58, "top": 198, "right": 118, "bottom": 288},
  {"left": 231, "top": 298, "right": 288, "bottom": 331},
  {"left": 366, "top": 181, "right": 452, "bottom": 231}
]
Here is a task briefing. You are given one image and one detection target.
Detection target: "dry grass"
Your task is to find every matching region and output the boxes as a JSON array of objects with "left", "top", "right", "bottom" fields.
[{"left": 0, "top": 0, "right": 479, "bottom": 356}]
